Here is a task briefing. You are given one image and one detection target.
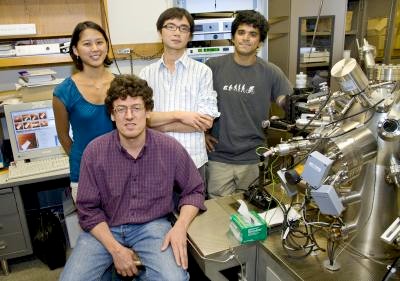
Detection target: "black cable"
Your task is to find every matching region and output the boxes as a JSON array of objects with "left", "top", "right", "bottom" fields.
[
  {"left": 287, "top": 138, "right": 323, "bottom": 170},
  {"left": 382, "top": 256, "right": 400, "bottom": 281},
  {"left": 129, "top": 45, "right": 164, "bottom": 61},
  {"left": 325, "top": 98, "right": 384, "bottom": 127},
  {"left": 100, "top": 0, "right": 121, "bottom": 75},
  {"left": 287, "top": 109, "right": 374, "bottom": 142},
  {"left": 287, "top": 95, "right": 379, "bottom": 169},
  {"left": 281, "top": 197, "right": 325, "bottom": 259},
  {"left": 285, "top": 95, "right": 380, "bottom": 144},
  {"left": 290, "top": 197, "right": 325, "bottom": 255},
  {"left": 129, "top": 53, "right": 133, "bottom": 75},
  {"left": 287, "top": 104, "right": 344, "bottom": 170},
  {"left": 295, "top": 87, "right": 334, "bottom": 136},
  {"left": 241, "top": 154, "right": 273, "bottom": 193}
]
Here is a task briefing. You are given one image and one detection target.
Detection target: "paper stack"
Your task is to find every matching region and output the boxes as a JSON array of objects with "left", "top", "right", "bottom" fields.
[
  {"left": 17, "top": 69, "right": 62, "bottom": 87},
  {"left": 0, "top": 43, "right": 16, "bottom": 57},
  {"left": 259, "top": 204, "right": 301, "bottom": 227},
  {"left": 16, "top": 69, "right": 64, "bottom": 102}
]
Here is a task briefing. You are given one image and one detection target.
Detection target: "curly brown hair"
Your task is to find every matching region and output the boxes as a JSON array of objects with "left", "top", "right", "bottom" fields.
[{"left": 105, "top": 75, "right": 154, "bottom": 115}]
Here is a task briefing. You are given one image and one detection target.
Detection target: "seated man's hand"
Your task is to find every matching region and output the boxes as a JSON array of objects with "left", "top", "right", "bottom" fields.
[
  {"left": 161, "top": 221, "right": 189, "bottom": 269},
  {"left": 205, "top": 133, "right": 218, "bottom": 152},
  {"left": 178, "top": 112, "right": 213, "bottom": 131},
  {"left": 111, "top": 245, "right": 141, "bottom": 277}
]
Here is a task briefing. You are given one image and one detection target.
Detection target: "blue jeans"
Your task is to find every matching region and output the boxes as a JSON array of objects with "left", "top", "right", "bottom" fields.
[{"left": 60, "top": 217, "right": 189, "bottom": 281}]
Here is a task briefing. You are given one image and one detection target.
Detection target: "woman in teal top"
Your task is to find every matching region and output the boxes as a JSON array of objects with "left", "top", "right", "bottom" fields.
[{"left": 53, "top": 21, "right": 114, "bottom": 201}]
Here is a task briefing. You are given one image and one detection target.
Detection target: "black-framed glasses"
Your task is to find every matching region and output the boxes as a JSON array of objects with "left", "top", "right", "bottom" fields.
[
  {"left": 113, "top": 105, "right": 144, "bottom": 116},
  {"left": 162, "top": 23, "right": 191, "bottom": 33}
]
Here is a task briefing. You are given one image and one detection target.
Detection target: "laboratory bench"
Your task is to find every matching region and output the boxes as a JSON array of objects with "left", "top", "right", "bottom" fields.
[
  {"left": 258, "top": 228, "right": 388, "bottom": 281},
  {"left": 187, "top": 193, "right": 393, "bottom": 281}
]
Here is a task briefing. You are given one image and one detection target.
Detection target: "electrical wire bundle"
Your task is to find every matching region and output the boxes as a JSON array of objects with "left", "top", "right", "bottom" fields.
[{"left": 280, "top": 198, "right": 327, "bottom": 259}]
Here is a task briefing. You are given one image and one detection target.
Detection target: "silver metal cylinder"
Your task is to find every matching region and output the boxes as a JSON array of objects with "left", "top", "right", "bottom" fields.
[
  {"left": 295, "top": 119, "right": 329, "bottom": 129},
  {"left": 331, "top": 58, "right": 369, "bottom": 95},
  {"left": 367, "top": 64, "right": 400, "bottom": 82},
  {"left": 342, "top": 112, "right": 400, "bottom": 259},
  {"left": 326, "top": 126, "right": 377, "bottom": 179}
]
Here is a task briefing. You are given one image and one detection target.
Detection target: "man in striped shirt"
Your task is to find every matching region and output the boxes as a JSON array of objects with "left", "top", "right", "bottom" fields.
[{"left": 140, "top": 7, "right": 220, "bottom": 180}]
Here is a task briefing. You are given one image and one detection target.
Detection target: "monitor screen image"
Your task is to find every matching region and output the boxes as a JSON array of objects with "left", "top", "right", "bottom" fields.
[{"left": 4, "top": 100, "right": 67, "bottom": 161}]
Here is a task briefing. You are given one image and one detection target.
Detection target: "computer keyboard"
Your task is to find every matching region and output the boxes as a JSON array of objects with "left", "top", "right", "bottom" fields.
[{"left": 7, "top": 156, "right": 69, "bottom": 180}]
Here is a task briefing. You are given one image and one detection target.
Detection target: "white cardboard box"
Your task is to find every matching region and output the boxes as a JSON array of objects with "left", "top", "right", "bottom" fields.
[
  {"left": 15, "top": 43, "right": 60, "bottom": 56},
  {"left": 0, "top": 24, "right": 36, "bottom": 36}
]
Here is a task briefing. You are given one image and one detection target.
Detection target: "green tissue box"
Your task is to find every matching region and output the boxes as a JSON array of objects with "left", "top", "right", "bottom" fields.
[{"left": 229, "top": 211, "right": 267, "bottom": 243}]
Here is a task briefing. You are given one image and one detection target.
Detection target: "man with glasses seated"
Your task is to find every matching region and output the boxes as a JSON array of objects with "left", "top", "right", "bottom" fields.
[
  {"left": 60, "top": 74, "right": 205, "bottom": 281},
  {"left": 140, "top": 7, "right": 220, "bottom": 182}
]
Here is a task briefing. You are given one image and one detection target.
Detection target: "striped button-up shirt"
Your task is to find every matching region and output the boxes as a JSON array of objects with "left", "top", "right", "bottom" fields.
[
  {"left": 76, "top": 129, "right": 206, "bottom": 231},
  {"left": 139, "top": 53, "right": 220, "bottom": 168}
]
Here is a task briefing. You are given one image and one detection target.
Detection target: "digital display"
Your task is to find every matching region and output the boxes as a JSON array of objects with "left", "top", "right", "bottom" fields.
[
  {"left": 4, "top": 100, "right": 69, "bottom": 161},
  {"left": 10, "top": 107, "right": 60, "bottom": 152},
  {"left": 204, "top": 48, "right": 220, "bottom": 52},
  {"left": 194, "top": 25, "right": 203, "bottom": 32}
]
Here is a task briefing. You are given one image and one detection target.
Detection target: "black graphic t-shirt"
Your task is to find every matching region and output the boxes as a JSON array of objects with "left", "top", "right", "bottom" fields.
[{"left": 206, "top": 54, "right": 292, "bottom": 163}]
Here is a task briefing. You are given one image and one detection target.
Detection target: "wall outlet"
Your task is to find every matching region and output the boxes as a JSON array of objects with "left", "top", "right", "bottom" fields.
[{"left": 117, "top": 48, "right": 131, "bottom": 54}]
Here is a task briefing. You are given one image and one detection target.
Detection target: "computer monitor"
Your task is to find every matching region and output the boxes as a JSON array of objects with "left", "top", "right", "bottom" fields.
[{"left": 4, "top": 99, "right": 67, "bottom": 162}]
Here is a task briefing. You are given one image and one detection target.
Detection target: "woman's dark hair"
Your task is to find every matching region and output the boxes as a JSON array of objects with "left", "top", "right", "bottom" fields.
[
  {"left": 156, "top": 7, "right": 194, "bottom": 34},
  {"left": 231, "top": 10, "right": 269, "bottom": 43},
  {"left": 69, "top": 21, "right": 112, "bottom": 71},
  {"left": 105, "top": 75, "right": 154, "bottom": 114}
]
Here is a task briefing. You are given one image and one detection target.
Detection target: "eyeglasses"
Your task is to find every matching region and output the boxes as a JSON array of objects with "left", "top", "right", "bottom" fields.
[
  {"left": 162, "top": 23, "right": 191, "bottom": 33},
  {"left": 113, "top": 105, "right": 144, "bottom": 116}
]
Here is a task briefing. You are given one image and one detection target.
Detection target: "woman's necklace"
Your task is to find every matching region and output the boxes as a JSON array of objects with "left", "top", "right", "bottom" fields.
[
  {"left": 92, "top": 81, "right": 103, "bottom": 89},
  {"left": 77, "top": 70, "right": 110, "bottom": 90}
]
